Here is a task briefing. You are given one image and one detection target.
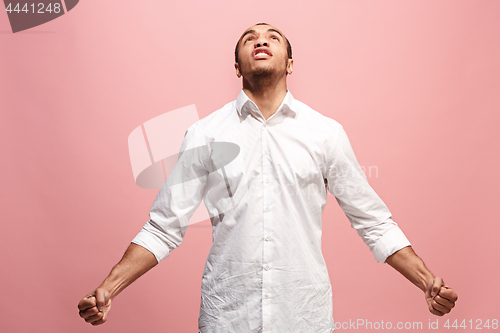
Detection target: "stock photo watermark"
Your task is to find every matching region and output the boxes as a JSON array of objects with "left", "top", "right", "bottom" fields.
[
  {"left": 3, "top": 0, "right": 79, "bottom": 33},
  {"left": 289, "top": 318, "right": 498, "bottom": 331},
  {"left": 128, "top": 104, "right": 383, "bottom": 229}
]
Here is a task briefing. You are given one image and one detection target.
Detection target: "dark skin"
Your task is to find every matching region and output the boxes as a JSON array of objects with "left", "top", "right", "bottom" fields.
[
  {"left": 385, "top": 246, "right": 457, "bottom": 315},
  {"left": 78, "top": 24, "right": 458, "bottom": 326},
  {"left": 234, "top": 25, "right": 292, "bottom": 120},
  {"left": 78, "top": 243, "right": 156, "bottom": 325}
]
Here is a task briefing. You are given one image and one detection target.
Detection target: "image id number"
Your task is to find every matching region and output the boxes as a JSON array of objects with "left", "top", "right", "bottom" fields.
[{"left": 5, "top": 3, "right": 62, "bottom": 14}]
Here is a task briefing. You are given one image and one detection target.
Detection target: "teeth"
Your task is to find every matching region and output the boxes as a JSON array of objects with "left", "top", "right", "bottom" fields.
[{"left": 255, "top": 52, "right": 268, "bottom": 56}]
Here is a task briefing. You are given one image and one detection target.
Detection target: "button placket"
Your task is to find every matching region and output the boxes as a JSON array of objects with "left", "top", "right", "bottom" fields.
[{"left": 261, "top": 120, "right": 273, "bottom": 328}]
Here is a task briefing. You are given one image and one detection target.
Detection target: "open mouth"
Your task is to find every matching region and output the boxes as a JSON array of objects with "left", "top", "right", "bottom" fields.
[{"left": 253, "top": 48, "right": 272, "bottom": 59}]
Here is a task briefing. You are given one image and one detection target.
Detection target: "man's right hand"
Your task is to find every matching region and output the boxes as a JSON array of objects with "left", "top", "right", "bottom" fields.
[
  {"left": 76, "top": 243, "right": 159, "bottom": 326},
  {"left": 78, "top": 288, "right": 112, "bottom": 326}
]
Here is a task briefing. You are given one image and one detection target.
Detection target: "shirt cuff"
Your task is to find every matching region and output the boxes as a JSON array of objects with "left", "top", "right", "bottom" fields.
[
  {"left": 131, "top": 226, "right": 171, "bottom": 263},
  {"left": 371, "top": 225, "right": 411, "bottom": 263}
]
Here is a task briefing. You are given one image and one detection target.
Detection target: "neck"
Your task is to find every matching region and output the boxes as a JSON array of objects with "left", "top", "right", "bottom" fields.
[{"left": 242, "top": 73, "right": 288, "bottom": 120}]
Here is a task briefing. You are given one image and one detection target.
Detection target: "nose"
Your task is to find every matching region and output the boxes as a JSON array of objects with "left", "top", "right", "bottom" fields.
[{"left": 254, "top": 35, "right": 269, "bottom": 48}]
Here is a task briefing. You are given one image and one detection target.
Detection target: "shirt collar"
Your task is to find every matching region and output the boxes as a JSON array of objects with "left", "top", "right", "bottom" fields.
[{"left": 235, "top": 90, "right": 299, "bottom": 118}]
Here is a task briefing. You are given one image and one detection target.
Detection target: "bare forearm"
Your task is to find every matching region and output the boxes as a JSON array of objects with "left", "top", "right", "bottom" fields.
[
  {"left": 385, "top": 246, "right": 434, "bottom": 292},
  {"left": 98, "top": 243, "right": 158, "bottom": 299}
]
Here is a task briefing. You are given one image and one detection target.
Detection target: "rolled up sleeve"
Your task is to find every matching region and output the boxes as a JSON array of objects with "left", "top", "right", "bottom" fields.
[
  {"left": 132, "top": 123, "right": 209, "bottom": 263},
  {"left": 325, "top": 125, "right": 411, "bottom": 263}
]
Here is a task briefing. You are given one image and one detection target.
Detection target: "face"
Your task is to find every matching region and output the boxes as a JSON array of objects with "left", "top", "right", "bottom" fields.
[{"left": 235, "top": 24, "right": 293, "bottom": 79}]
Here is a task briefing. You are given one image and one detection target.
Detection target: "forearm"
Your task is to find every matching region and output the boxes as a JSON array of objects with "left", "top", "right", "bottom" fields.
[
  {"left": 385, "top": 245, "right": 434, "bottom": 292},
  {"left": 98, "top": 243, "right": 158, "bottom": 299}
]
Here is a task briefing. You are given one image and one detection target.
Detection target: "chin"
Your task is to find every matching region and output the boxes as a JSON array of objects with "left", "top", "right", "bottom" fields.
[{"left": 251, "top": 65, "right": 276, "bottom": 78}]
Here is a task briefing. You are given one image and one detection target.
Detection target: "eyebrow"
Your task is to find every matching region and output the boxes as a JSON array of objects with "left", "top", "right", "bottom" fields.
[
  {"left": 240, "top": 28, "right": 284, "bottom": 42},
  {"left": 267, "top": 28, "right": 284, "bottom": 39}
]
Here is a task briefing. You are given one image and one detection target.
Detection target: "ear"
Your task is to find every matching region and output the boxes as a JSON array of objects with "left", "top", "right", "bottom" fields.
[
  {"left": 234, "top": 63, "right": 242, "bottom": 78},
  {"left": 286, "top": 58, "right": 293, "bottom": 75}
]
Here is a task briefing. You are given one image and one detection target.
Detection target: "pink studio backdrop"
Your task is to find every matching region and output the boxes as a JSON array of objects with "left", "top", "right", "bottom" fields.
[{"left": 1, "top": 0, "right": 499, "bottom": 332}]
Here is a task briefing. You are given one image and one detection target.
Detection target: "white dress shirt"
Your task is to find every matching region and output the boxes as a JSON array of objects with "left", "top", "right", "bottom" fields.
[{"left": 131, "top": 90, "right": 411, "bottom": 333}]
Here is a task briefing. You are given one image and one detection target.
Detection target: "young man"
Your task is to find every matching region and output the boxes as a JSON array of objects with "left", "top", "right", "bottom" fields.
[{"left": 78, "top": 23, "right": 458, "bottom": 332}]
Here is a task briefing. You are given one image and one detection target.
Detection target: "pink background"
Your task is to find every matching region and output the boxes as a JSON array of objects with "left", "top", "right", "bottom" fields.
[{"left": 1, "top": 0, "right": 499, "bottom": 332}]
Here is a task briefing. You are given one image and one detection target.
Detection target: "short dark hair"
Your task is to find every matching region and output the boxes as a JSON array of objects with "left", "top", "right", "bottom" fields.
[{"left": 234, "top": 23, "right": 292, "bottom": 63}]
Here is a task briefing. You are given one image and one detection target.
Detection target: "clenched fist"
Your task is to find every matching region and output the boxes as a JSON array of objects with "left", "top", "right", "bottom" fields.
[
  {"left": 78, "top": 288, "right": 112, "bottom": 326},
  {"left": 425, "top": 277, "right": 458, "bottom": 316}
]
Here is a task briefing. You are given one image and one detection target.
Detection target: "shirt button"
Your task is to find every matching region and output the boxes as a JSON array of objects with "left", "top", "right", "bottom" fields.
[
  {"left": 264, "top": 294, "right": 269, "bottom": 299},
  {"left": 265, "top": 178, "right": 269, "bottom": 183},
  {"left": 265, "top": 236, "right": 270, "bottom": 241},
  {"left": 265, "top": 207, "right": 270, "bottom": 212},
  {"left": 264, "top": 265, "right": 270, "bottom": 271},
  {"left": 263, "top": 150, "right": 269, "bottom": 155}
]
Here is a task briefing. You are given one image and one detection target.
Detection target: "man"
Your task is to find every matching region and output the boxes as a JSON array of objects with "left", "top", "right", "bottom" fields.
[{"left": 78, "top": 23, "right": 458, "bottom": 332}]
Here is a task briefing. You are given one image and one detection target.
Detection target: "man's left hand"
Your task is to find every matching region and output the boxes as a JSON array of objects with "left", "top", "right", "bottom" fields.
[{"left": 425, "top": 277, "right": 458, "bottom": 316}]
